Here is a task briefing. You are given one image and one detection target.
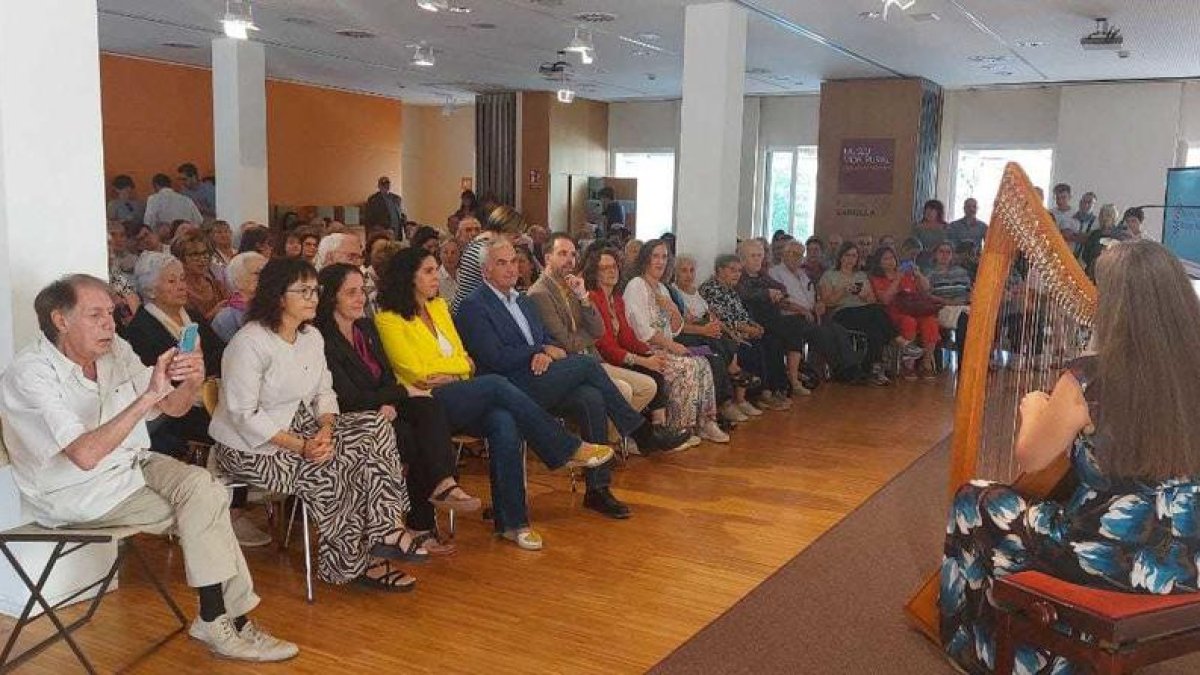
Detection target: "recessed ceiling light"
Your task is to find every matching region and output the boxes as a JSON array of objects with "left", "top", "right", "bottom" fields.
[
  {"left": 574, "top": 12, "right": 617, "bottom": 23},
  {"left": 161, "top": 41, "right": 199, "bottom": 49},
  {"left": 335, "top": 29, "right": 377, "bottom": 39},
  {"left": 447, "top": 6, "right": 471, "bottom": 13},
  {"left": 1016, "top": 40, "right": 1046, "bottom": 48}
]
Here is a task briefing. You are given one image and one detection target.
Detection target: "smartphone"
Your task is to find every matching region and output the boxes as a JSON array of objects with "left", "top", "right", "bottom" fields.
[
  {"left": 851, "top": 281, "right": 864, "bottom": 294},
  {"left": 900, "top": 260, "right": 915, "bottom": 274},
  {"left": 178, "top": 323, "right": 200, "bottom": 353}
]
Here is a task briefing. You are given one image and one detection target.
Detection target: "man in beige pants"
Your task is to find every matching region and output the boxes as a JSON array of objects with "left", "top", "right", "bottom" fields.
[
  {"left": 0, "top": 274, "right": 296, "bottom": 662},
  {"left": 526, "top": 233, "right": 690, "bottom": 453}
]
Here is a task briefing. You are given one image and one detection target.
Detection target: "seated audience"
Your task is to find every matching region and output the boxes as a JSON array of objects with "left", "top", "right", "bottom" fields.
[
  {"left": 802, "top": 236, "right": 826, "bottom": 284},
  {"left": 527, "top": 234, "right": 690, "bottom": 453},
  {"left": 209, "top": 258, "right": 426, "bottom": 591},
  {"left": 912, "top": 199, "right": 948, "bottom": 267},
  {"left": 0, "top": 275, "right": 297, "bottom": 661},
  {"left": 172, "top": 231, "right": 230, "bottom": 322},
  {"left": 854, "top": 233, "right": 875, "bottom": 266},
  {"left": 1115, "top": 206, "right": 1145, "bottom": 241},
  {"left": 1080, "top": 203, "right": 1120, "bottom": 277},
  {"left": 437, "top": 238, "right": 461, "bottom": 300},
  {"left": 313, "top": 232, "right": 365, "bottom": 270},
  {"left": 824, "top": 233, "right": 844, "bottom": 269},
  {"left": 770, "top": 240, "right": 865, "bottom": 383},
  {"left": 316, "top": 264, "right": 479, "bottom": 555},
  {"left": 237, "top": 226, "right": 273, "bottom": 258},
  {"left": 208, "top": 220, "right": 237, "bottom": 278},
  {"left": 926, "top": 241, "right": 972, "bottom": 368},
  {"left": 527, "top": 225, "right": 549, "bottom": 266},
  {"left": 411, "top": 226, "right": 441, "bottom": 255},
  {"left": 455, "top": 215, "right": 482, "bottom": 246},
  {"left": 621, "top": 239, "right": 644, "bottom": 279},
  {"left": 297, "top": 229, "right": 320, "bottom": 263},
  {"left": 736, "top": 239, "right": 811, "bottom": 398},
  {"left": 375, "top": 247, "right": 615, "bottom": 550},
  {"left": 868, "top": 246, "right": 941, "bottom": 379},
  {"left": 456, "top": 238, "right": 645, "bottom": 517},
  {"left": 212, "top": 252, "right": 266, "bottom": 343},
  {"left": 819, "top": 243, "right": 920, "bottom": 385},
  {"left": 671, "top": 254, "right": 760, "bottom": 419},
  {"left": 123, "top": 252, "right": 223, "bottom": 452},
  {"left": 451, "top": 206, "right": 524, "bottom": 314},
  {"left": 513, "top": 244, "right": 538, "bottom": 292},
  {"left": 947, "top": 198, "right": 987, "bottom": 249},
  {"left": 126, "top": 222, "right": 169, "bottom": 257},
  {"left": 625, "top": 241, "right": 727, "bottom": 443}
]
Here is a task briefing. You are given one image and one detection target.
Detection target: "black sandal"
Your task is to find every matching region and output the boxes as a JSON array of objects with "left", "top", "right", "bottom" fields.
[
  {"left": 370, "top": 528, "right": 430, "bottom": 564},
  {"left": 356, "top": 560, "right": 416, "bottom": 593},
  {"left": 428, "top": 484, "right": 482, "bottom": 512}
]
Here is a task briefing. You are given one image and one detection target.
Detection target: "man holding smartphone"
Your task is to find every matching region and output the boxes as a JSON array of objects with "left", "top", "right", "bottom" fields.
[{"left": 0, "top": 275, "right": 298, "bottom": 662}]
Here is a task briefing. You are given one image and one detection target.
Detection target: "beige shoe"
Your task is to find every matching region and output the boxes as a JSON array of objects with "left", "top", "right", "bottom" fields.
[
  {"left": 736, "top": 400, "right": 763, "bottom": 417},
  {"left": 720, "top": 403, "right": 748, "bottom": 423},
  {"left": 698, "top": 420, "right": 730, "bottom": 444},
  {"left": 238, "top": 620, "right": 299, "bottom": 661},
  {"left": 189, "top": 615, "right": 295, "bottom": 662},
  {"left": 231, "top": 515, "right": 272, "bottom": 548}
]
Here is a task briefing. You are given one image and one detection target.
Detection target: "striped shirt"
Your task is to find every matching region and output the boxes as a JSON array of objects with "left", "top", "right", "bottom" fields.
[{"left": 451, "top": 237, "right": 486, "bottom": 314}]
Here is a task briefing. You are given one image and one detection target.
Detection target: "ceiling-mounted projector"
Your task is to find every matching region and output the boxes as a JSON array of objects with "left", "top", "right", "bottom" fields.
[{"left": 1080, "top": 17, "right": 1123, "bottom": 51}]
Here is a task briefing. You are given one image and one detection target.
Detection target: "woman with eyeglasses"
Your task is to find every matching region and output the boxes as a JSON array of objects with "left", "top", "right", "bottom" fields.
[
  {"left": 209, "top": 258, "right": 426, "bottom": 592},
  {"left": 172, "top": 230, "right": 229, "bottom": 323}
]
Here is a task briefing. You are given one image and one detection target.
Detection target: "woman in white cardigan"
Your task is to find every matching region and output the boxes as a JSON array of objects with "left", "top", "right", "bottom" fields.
[
  {"left": 621, "top": 240, "right": 725, "bottom": 443},
  {"left": 209, "top": 258, "right": 424, "bottom": 592}
]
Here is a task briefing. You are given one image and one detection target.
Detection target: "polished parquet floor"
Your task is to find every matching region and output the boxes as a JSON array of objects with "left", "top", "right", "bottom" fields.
[{"left": 1, "top": 378, "right": 955, "bottom": 674}]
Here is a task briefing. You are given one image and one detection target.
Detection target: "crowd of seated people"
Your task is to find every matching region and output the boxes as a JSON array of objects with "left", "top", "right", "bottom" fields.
[{"left": 6, "top": 160, "right": 1137, "bottom": 666}]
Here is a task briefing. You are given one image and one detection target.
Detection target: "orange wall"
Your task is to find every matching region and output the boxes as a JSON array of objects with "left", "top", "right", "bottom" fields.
[
  {"left": 100, "top": 55, "right": 214, "bottom": 198},
  {"left": 98, "top": 53, "right": 403, "bottom": 209}
]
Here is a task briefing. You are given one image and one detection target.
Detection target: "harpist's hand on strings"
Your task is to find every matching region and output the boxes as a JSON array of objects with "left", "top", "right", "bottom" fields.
[{"left": 1019, "top": 390, "right": 1050, "bottom": 421}]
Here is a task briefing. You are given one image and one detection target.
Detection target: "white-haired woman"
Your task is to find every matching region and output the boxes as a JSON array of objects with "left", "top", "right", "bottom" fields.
[
  {"left": 212, "top": 252, "right": 266, "bottom": 343},
  {"left": 122, "top": 252, "right": 270, "bottom": 547}
]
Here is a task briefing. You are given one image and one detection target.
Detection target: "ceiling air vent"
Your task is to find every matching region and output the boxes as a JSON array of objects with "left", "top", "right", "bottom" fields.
[
  {"left": 574, "top": 12, "right": 617, "bottom": 23},
  {"left": 335, "top": 29, "right": 377, "bottom": 39}
]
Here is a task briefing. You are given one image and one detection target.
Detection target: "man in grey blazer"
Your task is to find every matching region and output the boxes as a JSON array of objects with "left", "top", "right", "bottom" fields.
[{"left": 526, "top": 233, "right": 688, "bottom": 454}]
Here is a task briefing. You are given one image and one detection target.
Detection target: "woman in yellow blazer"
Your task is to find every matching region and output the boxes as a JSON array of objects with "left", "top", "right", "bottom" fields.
[{"left": 374, "top": 247, "right": 613, "bottom": 551}]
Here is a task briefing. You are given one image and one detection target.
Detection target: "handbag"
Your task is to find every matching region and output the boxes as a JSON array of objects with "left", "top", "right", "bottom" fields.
[{"left": 892, "top": 290, "right": 942, "bottom": 317}]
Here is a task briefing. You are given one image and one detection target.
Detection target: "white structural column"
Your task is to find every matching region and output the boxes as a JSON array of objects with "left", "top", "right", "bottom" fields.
[
  {"left": 675, "top": 2, "right": 748, "bottom": 273},
  {"left": 213, "top": 37, "right": 269, "bottom": 234},
  {"left": 0, "top": 0, "right": 113, "bottom": 616}
]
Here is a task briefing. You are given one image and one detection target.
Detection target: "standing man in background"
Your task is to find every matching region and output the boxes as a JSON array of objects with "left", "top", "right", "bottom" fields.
[
  {"left": 364, "top": 176, "right": 406, "bottom": 240},
  {"left": 947, "top": 198, "right": 988, "bottom": 250}
]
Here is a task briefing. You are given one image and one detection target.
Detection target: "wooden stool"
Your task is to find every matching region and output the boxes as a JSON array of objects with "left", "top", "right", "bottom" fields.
[{"left": 994, "top": 570, "right": 1200, "bottom": 674}]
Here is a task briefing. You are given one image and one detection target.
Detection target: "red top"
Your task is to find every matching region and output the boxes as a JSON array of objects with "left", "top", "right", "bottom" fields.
[
  {"left": 589, "top": 289, "right": 651, "bottom": 365},
  {"left": 869, "top": 271, "right": 920, "bottom": 306}
]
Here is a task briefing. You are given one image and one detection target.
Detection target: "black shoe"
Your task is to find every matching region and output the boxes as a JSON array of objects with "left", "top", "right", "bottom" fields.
[
  {"left": 584, "top": 488, "right": 631, "bottom": 519},
  {"left": 639, "top": 424, "right": 692, "bottom": 453}
]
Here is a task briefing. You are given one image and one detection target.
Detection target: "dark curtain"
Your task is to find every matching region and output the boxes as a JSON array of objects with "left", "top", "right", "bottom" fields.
[
  {"left": 912, "top": 79, "right": 944, "bottom": 223},
  {"left": 475, "top": 92, "right": 517, "bottom": 207}
]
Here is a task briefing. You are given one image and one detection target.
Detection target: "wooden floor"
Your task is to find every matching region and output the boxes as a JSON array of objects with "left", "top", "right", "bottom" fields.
[{"left": 1, "top": 378, "right": 955, "bottom": 674}]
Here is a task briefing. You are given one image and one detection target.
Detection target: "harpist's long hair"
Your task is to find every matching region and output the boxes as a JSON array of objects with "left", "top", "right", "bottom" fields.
[{"left": 1093, "top": 239, "right": 1200, "bottom": 480}]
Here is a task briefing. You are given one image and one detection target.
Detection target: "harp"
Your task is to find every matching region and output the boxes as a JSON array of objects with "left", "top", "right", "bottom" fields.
[{"left": 904, "top": 163, "right": 1098, "bottom": 642}]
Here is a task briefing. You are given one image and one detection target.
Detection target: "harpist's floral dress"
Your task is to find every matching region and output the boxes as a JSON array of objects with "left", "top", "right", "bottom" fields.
[{"left": 940, "top": 356, "right": 1200, "bottom": 674}]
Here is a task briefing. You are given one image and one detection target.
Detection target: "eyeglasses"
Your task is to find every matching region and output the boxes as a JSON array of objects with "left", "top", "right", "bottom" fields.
[{"left": 286, "top": 286, "right": 319, "bottom": 300}]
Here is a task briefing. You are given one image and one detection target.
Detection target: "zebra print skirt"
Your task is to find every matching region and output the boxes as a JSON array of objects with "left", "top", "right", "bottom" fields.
[{"left": 215, "top": 406, "right": 411, "bottom": 585}]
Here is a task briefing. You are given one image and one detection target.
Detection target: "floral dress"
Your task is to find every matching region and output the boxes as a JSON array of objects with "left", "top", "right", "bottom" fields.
[{"left": 940, "top": 356, "right": 1200, "bottom": 674}]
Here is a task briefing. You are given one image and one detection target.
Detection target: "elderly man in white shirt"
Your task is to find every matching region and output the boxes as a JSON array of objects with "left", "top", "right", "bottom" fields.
[
  {"left": 143, "top": 173, "right": 203, "bottom": 227},
  {"left": 769, "top": 239, "right": 867, "bottom": 384},
  {"left": 0, "top": 274, "right": 297, "bottom": 663}
]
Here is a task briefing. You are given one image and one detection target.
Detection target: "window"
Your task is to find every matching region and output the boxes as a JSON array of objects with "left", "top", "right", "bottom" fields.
[
  {"left": 1185, "top": 144, "right": 1200, "bottom": 168},
  {"left": 952, "top": 147, "right": 1055, "bottom": 223},
  {"left": 762, "top": 146, "right": 818, "bottom": 240},
  {"left": 612, "top": 151, "right": 676, "bottom": 241}
]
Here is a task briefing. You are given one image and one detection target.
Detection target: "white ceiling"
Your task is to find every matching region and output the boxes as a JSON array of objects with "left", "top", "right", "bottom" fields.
[{"left": 95, "top": 0, "right": 1200, "bottom": 105}]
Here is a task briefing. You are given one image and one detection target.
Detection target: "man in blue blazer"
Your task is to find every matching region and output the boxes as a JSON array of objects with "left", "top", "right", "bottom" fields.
[{"left": 456, "top": 238, "right": 646, "bottom": 519}]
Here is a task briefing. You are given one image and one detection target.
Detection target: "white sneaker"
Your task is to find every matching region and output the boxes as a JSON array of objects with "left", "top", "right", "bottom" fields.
[
  {"left": 721, "top": 403, "right": 748, "bottom": 423},
  {"left": 232, "top": 515, "right": 272, "bottom": 548},
  {"left": 190, "top": 615, "right": 296, "bottom": 662},
  {"left": 736, "top": 401, "right": 763, "bottom": 417},
  {"left": 663, "top": 434, "right": 702, "bottom": 454},
  {"left": 789, "top": 381, "right": 813, "bottom": 397},
  {"left": 239, "top": 620, "right": 300, "bottom": 661},
  {"left": 698, "top": 420, "right": 730, "bottom": 444}
]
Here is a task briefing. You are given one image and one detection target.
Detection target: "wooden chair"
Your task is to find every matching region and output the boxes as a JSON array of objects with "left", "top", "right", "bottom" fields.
[
  {"left": 0, "top": 422, "right": 186, "bottom": 674},
  {"left": 202, "top": 379, "right": 314, "bottom": 604},
  {"left": 994, "top": 570, "right": 1200, "bottom": 674}
]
